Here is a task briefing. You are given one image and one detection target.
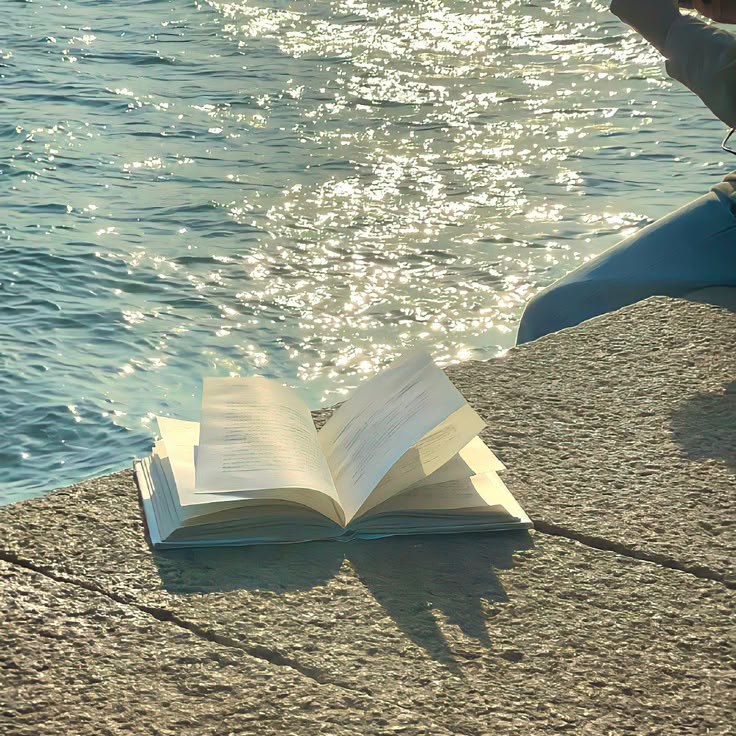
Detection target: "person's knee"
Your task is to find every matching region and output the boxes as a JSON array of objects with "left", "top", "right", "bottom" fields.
[
  {"left": 516, "top": 294, "right": 545, "bottom": 345},
  {"left": 711, "top": 174, "right": 736, "bottom": 215},
  {"left": 516, "top": 283, "right": 580, "bottom": 345},
  {"left": 517, "top": 276, "right": 632, "bottom": 344}
]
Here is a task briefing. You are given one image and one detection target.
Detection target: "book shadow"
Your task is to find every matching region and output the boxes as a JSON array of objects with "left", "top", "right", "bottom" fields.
[
  {"left": 670, "top": 380, "right": 736, "bottom": 472},
  {"left": 153, "top": 539, "right": 345, "bottom": 595},
  {"left": 346, "top": 530, "right": 533, "bottom": 664},
  {"left": 153, "top": 530, "right": 533, "bottom": 665}
]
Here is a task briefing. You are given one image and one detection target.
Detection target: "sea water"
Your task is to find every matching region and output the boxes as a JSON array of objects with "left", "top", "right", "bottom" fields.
[{"left": 0, "top": 0, "right": 729, "bottom": 502}]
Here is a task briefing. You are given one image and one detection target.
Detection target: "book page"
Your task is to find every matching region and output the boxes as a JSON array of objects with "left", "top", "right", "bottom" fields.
[
  {"left": 405, "top": 436, "right": 506, "bottom": 489},
  {"left": 155, "top": 417, "right": 267, "bottom": 508},
  {"left": 153, "top": 416, "right": 343, "bottom": 525},
  {"left": 156, "top": 416, "right": 199, "bottom": 500},
  {"left": 365, "top": 472, "right": 515, "bottom": 515},
  {"left": 195, "top": 377, "right": 338, "bottom": 503},
  {"left": 318, "top": 352, "right": 484, "bottom": 523},
  {"left": 352, "top": 403, "right": 486, "bottom": 518}
]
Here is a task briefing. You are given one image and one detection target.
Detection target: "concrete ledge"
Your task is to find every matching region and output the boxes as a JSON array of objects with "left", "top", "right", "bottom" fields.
[
  {"left": 0, "top": 559, "right": 447, "bottom": 735},
  {"left": 1, "top": 297, "right": 734, "bottom": 734},
  {"left": 447, "top": 296, "right": 735, "bottom": 584},
  {"left": 1, "top": 492, "right": 734, "bottom": 734}
]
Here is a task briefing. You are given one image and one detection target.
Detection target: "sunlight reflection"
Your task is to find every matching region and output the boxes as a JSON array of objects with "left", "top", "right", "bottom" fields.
[{"left": 1, "top": 0, "right": 722, "bottom": 500}]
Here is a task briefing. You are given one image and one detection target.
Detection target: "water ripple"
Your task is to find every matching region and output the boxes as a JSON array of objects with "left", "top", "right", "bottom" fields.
[{"left": 0, "top": 0, "right": 729, "bottom": 501}]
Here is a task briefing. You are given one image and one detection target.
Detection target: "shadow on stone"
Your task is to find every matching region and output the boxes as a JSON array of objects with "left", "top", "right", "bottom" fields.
[
  {"left": 152, "top": 529, "right": 532, "bottom": 664},
  {"left": 153, "top": 540, "right": 346, "bottom": 594},
  {"left": 347, "top": 531, "right": 533, "bottom": 664},
  {"left": 670, "top": 380, "right": 736, "bottom": 472}
]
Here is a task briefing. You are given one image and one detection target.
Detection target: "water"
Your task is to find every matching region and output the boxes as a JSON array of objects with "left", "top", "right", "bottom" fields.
[{"left": 0, "top": 0, "right": 730, "bottom": 503}]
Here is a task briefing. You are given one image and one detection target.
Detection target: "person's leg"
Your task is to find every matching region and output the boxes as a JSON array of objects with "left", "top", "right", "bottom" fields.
[
  {"left": 685, "top": 286, "right": 736, "bottom": 310},
  {"left": 516, "top": 177, "right": 736, "bottom": 344}
]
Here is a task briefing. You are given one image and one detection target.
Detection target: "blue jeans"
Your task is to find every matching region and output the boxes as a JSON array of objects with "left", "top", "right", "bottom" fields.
[{"left": 516, "top": 173, "right": 736, "bottom": 344}]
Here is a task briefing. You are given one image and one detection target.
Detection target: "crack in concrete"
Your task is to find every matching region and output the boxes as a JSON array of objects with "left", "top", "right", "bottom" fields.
[
  {"left": 1, "top": 514, "right": 731, "bottom": 719},
  {"left": 533, "top": 520, "right": 734, "bottom": 589},
  {"left": 2, "top": 547, "right": 483, "bottom": 735},
  {"left": 0, "top": 547, "right": 367, "bottom": 696}
]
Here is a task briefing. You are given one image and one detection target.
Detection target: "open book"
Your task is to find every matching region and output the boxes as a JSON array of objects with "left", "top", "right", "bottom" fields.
[{"left": 134, "top": 352, "right": 532, "bottom": 547}]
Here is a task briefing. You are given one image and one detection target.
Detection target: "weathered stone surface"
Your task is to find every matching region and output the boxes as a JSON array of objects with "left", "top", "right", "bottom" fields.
[
  {"left": 1, "top": 469, "right": 734, "bottom": 734},
  {"left": 446, "top": 297, "right": 736, "bottom": 583},
  {"left": 2, "top": 296, "right": 735, "bottom": 734},
  {"left": 0, "top": 559, "right": 448, "bottom": 736}
]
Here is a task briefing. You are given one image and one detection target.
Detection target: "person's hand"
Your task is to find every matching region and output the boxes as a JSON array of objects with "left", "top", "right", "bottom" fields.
[{"left": 692, "top": 0, "right": 736, "bottom": 23}]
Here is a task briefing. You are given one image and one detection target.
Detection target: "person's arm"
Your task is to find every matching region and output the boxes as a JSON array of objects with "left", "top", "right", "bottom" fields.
[
  {"left": 611, "top": 0, "right": 736, "bottom": 128},
  {"left": 610, "top": 0, "right": 681, "bottom": 53},
  {"left": 664, "top": 14, "right": 736, "bottom": 127}
]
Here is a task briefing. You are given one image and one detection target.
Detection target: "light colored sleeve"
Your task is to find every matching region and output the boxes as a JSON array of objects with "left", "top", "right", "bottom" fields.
[
  {"left": 663, "top": 15, "right": 736, "bottom": 128},
  {"left": 610, "top": 0, "right": 680, "bottom": 54}
]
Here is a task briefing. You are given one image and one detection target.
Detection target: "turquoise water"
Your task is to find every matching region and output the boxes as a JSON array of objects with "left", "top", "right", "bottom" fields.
[{"left": 1, "top": 0, "right": 729, "bottom": 502}]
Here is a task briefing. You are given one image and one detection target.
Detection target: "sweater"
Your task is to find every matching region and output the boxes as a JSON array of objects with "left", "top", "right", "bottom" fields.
[{"left": 611, "top": 1, "right": 736, "bottom": 128}]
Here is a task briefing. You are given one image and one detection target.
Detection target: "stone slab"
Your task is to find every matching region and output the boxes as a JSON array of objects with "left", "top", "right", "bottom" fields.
[
  {"left": 2, "top": 296, "right": 735, "bottom": 734},
  {"left": 1, "top": 470, "right": 734, "bottom": 734},
  {"left": 0, "top": 559, "right": 449, "bottom": 736},
  {"left": 445, "top": 297, "right": 735, "bottom": 584}
]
